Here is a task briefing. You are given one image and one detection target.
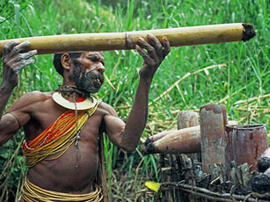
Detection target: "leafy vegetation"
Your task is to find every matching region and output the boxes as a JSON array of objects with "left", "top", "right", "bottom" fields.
[{"left": 0, "top": 0, "right": 269, "bottom": 201}]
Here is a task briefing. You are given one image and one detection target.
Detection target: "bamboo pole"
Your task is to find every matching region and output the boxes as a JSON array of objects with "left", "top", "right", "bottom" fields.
[{"left": 0, "top": 23, "right": 255, "bottom": 56}]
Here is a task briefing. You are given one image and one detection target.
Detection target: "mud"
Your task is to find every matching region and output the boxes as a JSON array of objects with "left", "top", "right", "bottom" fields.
[{"left": 242, "top": 23, "right": 256, "bottom": 41}]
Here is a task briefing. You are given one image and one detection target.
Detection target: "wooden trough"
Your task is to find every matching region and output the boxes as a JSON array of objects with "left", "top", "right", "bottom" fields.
[{"left": 144, "top": 104, "right": 270, "bottom": 201}]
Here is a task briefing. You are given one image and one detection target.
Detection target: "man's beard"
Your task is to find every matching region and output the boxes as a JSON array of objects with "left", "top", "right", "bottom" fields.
[{"left": 72, "top": 62, "right": 104, "bottom": 96}]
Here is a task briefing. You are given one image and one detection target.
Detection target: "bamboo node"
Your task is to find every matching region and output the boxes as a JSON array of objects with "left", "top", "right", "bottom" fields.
[{"left": 125, "top": 33, "right": 133, "bottom": 49}]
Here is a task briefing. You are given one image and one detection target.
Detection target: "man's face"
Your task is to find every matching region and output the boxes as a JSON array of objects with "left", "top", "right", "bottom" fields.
[{"left": 72, "top": 52, "right": 105, "bottom": 95}]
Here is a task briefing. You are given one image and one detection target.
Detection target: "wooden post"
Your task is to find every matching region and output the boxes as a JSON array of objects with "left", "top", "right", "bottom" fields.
[{"left": 200, "top": 104, "right": 227, "bottom": 173}]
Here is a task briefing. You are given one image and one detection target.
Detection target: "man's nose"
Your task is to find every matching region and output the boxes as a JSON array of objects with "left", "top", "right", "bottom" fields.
[{"left": 96, "top": 64, "right": 105, "bottom": 73}]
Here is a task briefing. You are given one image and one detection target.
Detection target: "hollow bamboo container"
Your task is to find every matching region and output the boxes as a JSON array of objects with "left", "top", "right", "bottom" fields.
[
  {"left": 226, "top": 124, "right": 268, "bottom": 171},
  {"left": 144, "top": 120, "right": 237, "bottom": 154},
  {"left": 149, "top": 125, "right": 201, "bottom": 154},
  {"left": 177, "top": 111, "right": 199, "bottom": 129},
  {"left": 0, "top": 23, "right": 255, "bottom": 56},
  {"left": 177, "top": 111, "right": 200, "bottom": 161},
  {"left": 200, "top": 104, "right": 227, "bottom": 173}
]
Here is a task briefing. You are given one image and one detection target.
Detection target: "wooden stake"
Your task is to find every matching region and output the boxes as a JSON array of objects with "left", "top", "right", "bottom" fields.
[{"left": 0, "top": 23, "right": 255, "bottom": 56}]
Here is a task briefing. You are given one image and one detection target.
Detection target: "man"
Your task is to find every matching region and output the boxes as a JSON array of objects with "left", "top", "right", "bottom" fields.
[{"left": 0, "top": 34, "right": 170, "bottom": 201}]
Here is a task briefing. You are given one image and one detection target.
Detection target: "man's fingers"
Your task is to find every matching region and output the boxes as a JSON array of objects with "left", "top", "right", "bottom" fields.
[
  {"left": 3, "top": 41, "right": 18, "bottom": 57},
  {"left": 146, "top": 34, "right": 163, "bottom": 57},
  {"left": 136, "top": 45, "right": 155, "bottom": 66},
  {"left": 18, "top": 50, "right": 37, "bottom": 60},
  {"left": 12, "top": 41, "right": 31, "bottom": 54},
  {"left": 3, "top": 41, "right": 32, "bottom": 60},
  {"left": 136, "top": 45, "right": 150, "bottom": 60},
  {"left": 161, "top": 37, "right": 170, "bottom": 56},
  {"left": 137, "top": 37, "right": 159, "bottom": 61},
  {"left": 13, "top": 58, "right": 35, "bottom": 72},
  {"left": 7, "top": 50, "right": 37, "bottom": 64}
]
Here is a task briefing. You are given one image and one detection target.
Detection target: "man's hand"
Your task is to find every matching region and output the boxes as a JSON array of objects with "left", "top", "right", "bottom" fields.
[
  {"left": 136, "top": 34, "right": 170, "bottom": 80},
  {"left": 2, "top": 41, "right": 37, "bottom": 88}
]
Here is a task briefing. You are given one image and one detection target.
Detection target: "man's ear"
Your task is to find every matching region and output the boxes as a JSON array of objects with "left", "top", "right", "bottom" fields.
[{"left": 61, "top": 53, "right": 72, "bottom": 71}]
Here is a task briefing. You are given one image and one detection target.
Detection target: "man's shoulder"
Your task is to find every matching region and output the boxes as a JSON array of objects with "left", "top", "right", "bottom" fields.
[
  {"left": 21, "top": 91, "right": 53, "bottom": 102},
  {"left": 7, "top": 91, "right": 53, "bottom": 112},
  {"left": 98, "top": 101, "right": 118, "bottom": 116}
]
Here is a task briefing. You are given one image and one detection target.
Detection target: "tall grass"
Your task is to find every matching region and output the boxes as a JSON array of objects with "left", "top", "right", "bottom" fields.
[{"left": 0, "top": 0, "right": 269, "bottom": 200}]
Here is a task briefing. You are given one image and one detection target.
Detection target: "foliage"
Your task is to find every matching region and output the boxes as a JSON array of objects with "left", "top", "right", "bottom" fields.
[
  {"left": 0, "top": 0, "right": 30, "bottom": 25},
  {"left": 0, "top": 0, "right": 269, "bottom": 201}
]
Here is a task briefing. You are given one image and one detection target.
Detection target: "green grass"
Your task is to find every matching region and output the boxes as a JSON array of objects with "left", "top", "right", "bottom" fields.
[{"left": 0, "top": 0, "right": 269, "bottom": 200}]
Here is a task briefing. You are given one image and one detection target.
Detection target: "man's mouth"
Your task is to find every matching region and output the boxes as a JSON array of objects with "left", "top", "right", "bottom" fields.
[{"left": 94, "top": 78, "right": 101, "bottom": 85}]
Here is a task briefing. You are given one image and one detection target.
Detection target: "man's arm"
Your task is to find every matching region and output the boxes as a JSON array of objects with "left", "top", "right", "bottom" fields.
[
  {"left": 0, "top": 41, "right": 37, "bottom": 145},
  {"left": 104, "top": 34, "right": 170, "bottom": 152}
]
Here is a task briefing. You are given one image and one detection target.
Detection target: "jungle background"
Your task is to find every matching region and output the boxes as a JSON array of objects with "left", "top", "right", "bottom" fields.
[{"left": 0, "top": 0, "right": 269, "bottom": 201}]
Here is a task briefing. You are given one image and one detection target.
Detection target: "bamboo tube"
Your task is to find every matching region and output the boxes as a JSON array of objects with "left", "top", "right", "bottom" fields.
[
  {"left": 226, "top": 124, "right": 268, "bottom": 171},
  {"left": 149, "top": 125, "right": 201, "bottom": 154},
  {"left": 144, "top": 120, "right": 237, "bottom": 154},
  {"left": 0, "top": 23, "right": 255, "bottom": 56},
  {"left": 177, "top": 111, "right": 200, "bottom": 162},
  {"left": 145, "top": 111, "right": 226, "bottom": 145},
  {"left": 177, "top": 111, "right": 199, "bottom": 129},
  {"left": 145, "top": 130, "right": 175, "bottom": 144},
  {"left": 200, "top": 104, "right": 227, "bottom": 173}
]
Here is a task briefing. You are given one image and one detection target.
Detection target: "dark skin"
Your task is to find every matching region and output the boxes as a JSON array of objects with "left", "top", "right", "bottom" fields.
[{"left": 0, "top": 34, "right": 170, "bottom": 194}]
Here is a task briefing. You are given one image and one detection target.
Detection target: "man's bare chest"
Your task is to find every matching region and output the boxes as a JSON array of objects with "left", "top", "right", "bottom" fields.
[{"left": 24, "top": 100, "right": 105, "bottom": 143}]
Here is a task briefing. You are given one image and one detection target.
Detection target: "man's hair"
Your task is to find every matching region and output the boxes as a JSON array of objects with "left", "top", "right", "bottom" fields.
[{"left": 53, "top": 53, "right": 82, "bottom": 76}]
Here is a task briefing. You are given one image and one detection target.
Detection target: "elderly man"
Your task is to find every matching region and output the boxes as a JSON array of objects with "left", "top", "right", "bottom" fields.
[{"left": 0, "top": 34, "right": 170, "bottom": 201}]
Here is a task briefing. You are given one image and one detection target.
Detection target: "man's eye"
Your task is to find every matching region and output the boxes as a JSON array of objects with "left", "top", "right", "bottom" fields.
[{"left": 89, "top": 56, "right": 98, "bottom": 62}]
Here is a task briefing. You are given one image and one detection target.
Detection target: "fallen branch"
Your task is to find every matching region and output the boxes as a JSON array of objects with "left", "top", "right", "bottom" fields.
[
  {"left": 160, "top": 182, "right": 270, "bottom": 202},
  {"left": 234, "top": 94, "right": 270, "bottom": 105}
]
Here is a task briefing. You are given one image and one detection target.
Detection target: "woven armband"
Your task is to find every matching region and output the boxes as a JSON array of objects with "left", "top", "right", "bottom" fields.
[{"left": 8, "top": 112, "right": 22, "bottom": 129}]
